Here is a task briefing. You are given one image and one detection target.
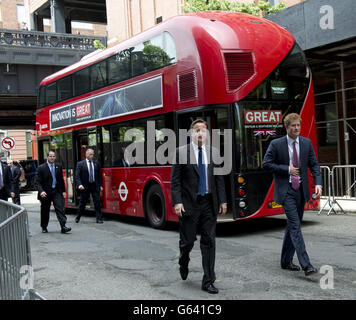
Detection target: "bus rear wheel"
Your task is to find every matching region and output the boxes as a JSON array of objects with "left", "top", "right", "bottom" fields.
[{"left": 145, "top": 184, "right": 166, "bottom": 229}]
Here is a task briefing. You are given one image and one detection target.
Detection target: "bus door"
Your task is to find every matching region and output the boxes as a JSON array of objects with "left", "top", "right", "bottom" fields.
[
  {"left": 64, "top": 132, "right": 76, "bottom": 207},
  {"left": 176, "top": 106, "right": 234, "bottom": 221},
  {"left": 73, "top": 128, "right": 99, "bottom": 208},
  {"left": 37, "top": 138, "right": 51, "bottom": 164}
]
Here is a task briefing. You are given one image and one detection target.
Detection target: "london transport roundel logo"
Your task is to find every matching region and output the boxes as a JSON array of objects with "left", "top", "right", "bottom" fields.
[
  {"left": 118, "top": 182, "right": 128, "bottom": 201},
  {"left": 1, "top": 137, "right": 15, "bottom": 150}
]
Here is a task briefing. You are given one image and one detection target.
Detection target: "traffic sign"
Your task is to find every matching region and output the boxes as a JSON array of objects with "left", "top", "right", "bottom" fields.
[{"left": 1, "top": 137, "right": 15, "bottom": 151}]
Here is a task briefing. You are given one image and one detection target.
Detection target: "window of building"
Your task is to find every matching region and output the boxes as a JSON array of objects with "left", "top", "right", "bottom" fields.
[
  {"left": 72, "top": 21, "right": 93, "bottom": 30},
  {"left": 268, "top": 0, "right": 279, "bottom": 6},
  {"left": 17, "top": 4, "right": 25, "bottom": 24},
  {"left": 26, "top": 131, "right": 32, "bottom": 159}
]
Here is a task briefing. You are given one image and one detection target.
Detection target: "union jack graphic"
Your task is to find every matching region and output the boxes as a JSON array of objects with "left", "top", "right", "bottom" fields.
[{"left": 253, "top": 129, "right": 276, "bottom": 136}]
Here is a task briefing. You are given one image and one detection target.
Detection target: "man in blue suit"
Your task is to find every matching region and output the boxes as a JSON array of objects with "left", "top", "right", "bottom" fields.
[{"left": 263, "top": 113, "right": 322, "bottom": 276}]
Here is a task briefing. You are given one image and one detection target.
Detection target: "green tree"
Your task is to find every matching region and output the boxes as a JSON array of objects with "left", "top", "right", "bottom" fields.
[
  {"left": 93, "top": 39, "right": 106, "bottom": 50},
  {"left": 183, "top": 0, "right": 286, "bottom": 17}
]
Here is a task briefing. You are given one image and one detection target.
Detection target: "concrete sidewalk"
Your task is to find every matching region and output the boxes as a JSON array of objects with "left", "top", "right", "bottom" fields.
[{"left": 19, "top": 191, "right": 356, "bottom": 300}]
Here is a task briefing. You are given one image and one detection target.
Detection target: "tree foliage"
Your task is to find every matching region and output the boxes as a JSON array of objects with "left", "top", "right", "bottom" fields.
[
  {"left": 183, "top": 0, "right": 286, "bottom": 17},
  {"left": 93, "top": 39, "right": 106, "bottom": 50}
]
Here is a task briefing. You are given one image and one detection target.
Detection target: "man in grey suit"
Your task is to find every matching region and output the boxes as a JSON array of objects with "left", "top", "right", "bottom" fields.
[
  {"left": 263, "top": 113, "right": 322, "bottom": 276},
  {"left": 171, "top": 119, "right": 227, "bottom": 294}
]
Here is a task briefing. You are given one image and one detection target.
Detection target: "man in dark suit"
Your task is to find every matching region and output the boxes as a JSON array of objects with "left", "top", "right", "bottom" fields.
[
  {"left": 0, "top": 161, "right": 14, "bottom": 201},
  {"left": 263, "top": 113, "right": 322, "bottom": 276},
  {"left": 171, "top": 119, "right": 227, "bottom": 294},
  {"left": 8, "top": 160, "right": 21, "bottom": 205},
  {"left": 36, "top": 151, "right": 71, "bottom": 234},
  {"left": 75, "top": 148, "right": 103, "bottom": 224}
]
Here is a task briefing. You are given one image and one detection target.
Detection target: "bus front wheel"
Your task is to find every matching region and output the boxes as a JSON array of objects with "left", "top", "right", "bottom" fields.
[{"left": 145, "top": 184, "right": 166, "bottom": 229}]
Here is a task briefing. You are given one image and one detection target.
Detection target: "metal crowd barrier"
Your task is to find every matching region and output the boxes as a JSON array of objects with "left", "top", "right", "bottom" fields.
[
  {"left": 0, "top": 200, "right": 44, "bottom": 300},
  {"left": 318, "top": 165, "right": 356, "bottom": 215}
]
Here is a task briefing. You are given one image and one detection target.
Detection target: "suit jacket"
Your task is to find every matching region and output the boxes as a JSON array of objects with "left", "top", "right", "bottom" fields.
[
  {"left": 0, "top": 163, "right": 14, "bottom": 196},
  {"left": 262, "top": 136, "right": 322, "bottom": 204},
  {"left": 171, "top": 144, "right": 226, "bottom": 215},
  {"left": 11, "top": 166, "right": 22, "bottom": 192},
  {"left": 75, "top": 159, "right": 102, "bottom": 191},
  {"left": 36, "top": 162, "right": 65, "bottom": 200}
]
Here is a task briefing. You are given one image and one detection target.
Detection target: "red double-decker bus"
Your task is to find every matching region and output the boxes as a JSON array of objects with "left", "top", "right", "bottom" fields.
[{"left": 36, "top": 11, "right": 319, "bottom": 229}]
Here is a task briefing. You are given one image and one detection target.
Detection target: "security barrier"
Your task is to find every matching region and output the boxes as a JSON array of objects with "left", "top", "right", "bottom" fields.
[
  {"left": 319, "top": 165, "right": 356, "bottom": 215},
  {"left": 318, "top": 166, "right": 333, "bottom": 215},
  {"left": 0, "top": 200, "right": 43, "bottom": 300}
]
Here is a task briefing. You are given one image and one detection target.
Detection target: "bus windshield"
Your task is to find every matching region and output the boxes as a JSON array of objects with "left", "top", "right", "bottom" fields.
[{"left": 235, "top": 43, "right": 310, "bottom": 171}]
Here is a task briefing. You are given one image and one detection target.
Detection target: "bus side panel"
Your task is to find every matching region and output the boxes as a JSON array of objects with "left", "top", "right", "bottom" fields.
[
  {"left": 300, "top": 77, "right": 320, "bottom": 211},
  {"left": 100, "top": 167, "right": 177, "bottom": 222},
  {"left": 102, "top": 168, "right": 139, "bottom": 216}
]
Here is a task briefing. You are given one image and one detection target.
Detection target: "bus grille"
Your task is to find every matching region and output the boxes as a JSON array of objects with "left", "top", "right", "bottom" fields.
[
  {"left": 178, "top": 70, "right": 197, "bottom": 102},
  {"left": 224, "top": 52, "right": 254, "bottom": 91}
]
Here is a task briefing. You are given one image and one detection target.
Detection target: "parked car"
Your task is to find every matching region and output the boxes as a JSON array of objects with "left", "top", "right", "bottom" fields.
[{"left": 19, "top": 159, "right": 38, "bottom": 191}]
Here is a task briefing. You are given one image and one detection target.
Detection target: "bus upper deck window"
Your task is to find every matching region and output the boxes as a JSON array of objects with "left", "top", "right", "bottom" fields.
[{"left": 46, "top": 82, "right": 57, "bottom": 105}]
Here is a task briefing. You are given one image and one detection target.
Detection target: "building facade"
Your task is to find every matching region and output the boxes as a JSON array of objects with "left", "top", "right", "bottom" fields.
[
  {"left": 104, "top": 0, "right": 306, "bottom": 45},
  {"left": 267, "top": 0, "right": 356, "bottom": 166},
  {"left": 6, "top": 0, "right": 354, "bottom": 166}
]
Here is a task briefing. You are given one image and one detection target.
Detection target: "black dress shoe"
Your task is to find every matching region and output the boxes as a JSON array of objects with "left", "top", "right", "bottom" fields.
[
  {"left": 42, "top": 228, "right": 48, "bottom": 233},
  {"left": 179, "top": 267, "right": 189, "bottom": 280},
  {"left": 304, "top": 264, "right": 318, "bottom": 276},
  {"left": 61, "top": 226, "right": 71, "bottom": 234},
  {"left": 75, "top": 215, "right": 81, "bottom": 223},
  {"left": 202, "top": 283, "right": 219, "bottom": 294},
  {"left": 281, "top": 262, "right": 301, "bottom": 271},
  {"left": 96, "top": 219, "right": 103, "bottom": 224}
]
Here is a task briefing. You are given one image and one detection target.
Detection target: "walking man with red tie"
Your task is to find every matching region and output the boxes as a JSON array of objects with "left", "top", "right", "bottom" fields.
[
  {"left": 75, "top": 148, "right": 103, "bottom": 224},
  {"left": 36, "top": 151, "right": 71, "bottom": 234},
  {"left": 263, "top": 113, "right": 322, "bottom": 276}
]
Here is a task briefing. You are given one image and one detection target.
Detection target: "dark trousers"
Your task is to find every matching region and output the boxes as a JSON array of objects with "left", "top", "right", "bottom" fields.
[
  {"left": 78, "top": 183, "right": 102, "bottom": 220},
  {"left": 40, "top": 189, "right": 67, "bottom": 229},
  {"left": 281, "top": 184, "right": 310, "bottom": 270},
  {"left": 179, "top": 194, "right": 217, "bottom": 288},
  {"left": 12, "top": 188, "right": 20, "bottom": 205}
]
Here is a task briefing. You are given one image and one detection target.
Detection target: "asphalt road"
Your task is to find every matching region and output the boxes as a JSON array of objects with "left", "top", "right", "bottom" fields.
[{"left": 20, "top": 191, "right": 356, "bottom": 300}]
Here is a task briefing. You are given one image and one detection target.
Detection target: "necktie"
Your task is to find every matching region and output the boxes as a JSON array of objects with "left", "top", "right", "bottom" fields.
[
  {"left": 291, "top": 141, "right": 300, "bottom": 190},
  {"left": 89, "top": 161, "right": 94, "bottom": 183},
  {"left": 198, "top": 147, "right": 207, "bottom": 196},
  {"left": 51, "top": 164, "right": 56, "bottom": 188},
  {"left": 0, "top": 167, "right": 3, "bottom": 189}
]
